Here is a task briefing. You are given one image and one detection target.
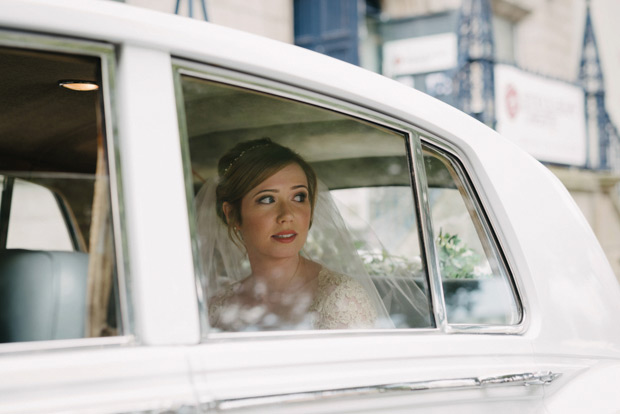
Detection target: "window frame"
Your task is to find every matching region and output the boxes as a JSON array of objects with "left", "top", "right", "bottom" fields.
[
  {"left": 421, "top": 140, "right": 525, "bottom": 332},
  {"left": 0, "top": 30, "right": 132, "bottom": 352},
  {"left": 53, "top": 189, "right": 86, "bottom": 252},
  {"left": 172, "top": 58, "right": 526, "bottom": 338}
]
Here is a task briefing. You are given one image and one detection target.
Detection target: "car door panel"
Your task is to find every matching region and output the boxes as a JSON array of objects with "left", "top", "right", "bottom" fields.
[{"left": 188, "top": 334, "right": 543, "bottom": 413}]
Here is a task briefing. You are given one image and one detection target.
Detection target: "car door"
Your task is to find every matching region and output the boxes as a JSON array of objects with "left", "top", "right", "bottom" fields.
[
  {"left": 172, "top": 55, "right": 548, "bottom": 413},
  {"left": 0, "top": 27, "right": 200, "bottom": 414}
]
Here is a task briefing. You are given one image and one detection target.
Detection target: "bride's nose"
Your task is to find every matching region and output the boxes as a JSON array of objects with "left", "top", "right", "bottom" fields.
[{"left": 277, "top": 201, "right": 294, "bottom": 223}]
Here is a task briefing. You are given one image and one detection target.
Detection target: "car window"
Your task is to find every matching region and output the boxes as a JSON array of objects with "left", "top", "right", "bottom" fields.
[
  {"left": 423, "top": 145, "right": 521, "bottom": 325},
  {"left": 176, "top": 68, "right": 434, "bottom": 332},
  {"left": 0, "top": 41, "right": 121, "bottom": 343}
]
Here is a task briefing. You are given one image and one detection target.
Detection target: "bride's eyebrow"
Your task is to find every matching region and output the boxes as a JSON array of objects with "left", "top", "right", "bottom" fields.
[
  {"left": 253, "top": 184, "right": 308, "bottom": 197},
  {"left": 253, "top": 188, "right": 278, "bottom": 197}
]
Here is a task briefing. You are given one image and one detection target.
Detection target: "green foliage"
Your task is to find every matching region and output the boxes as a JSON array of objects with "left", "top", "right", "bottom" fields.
[
  {"left": 353, "top": 231, "right": 489, "bottom": 280},
  {"left": 436, "top": 230, "right": 484, "bottom": 279}
]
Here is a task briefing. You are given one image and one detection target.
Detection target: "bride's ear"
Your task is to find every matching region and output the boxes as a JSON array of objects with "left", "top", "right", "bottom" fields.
[{"left": 222, "top": 202, "right": 234, "bottom": 225}]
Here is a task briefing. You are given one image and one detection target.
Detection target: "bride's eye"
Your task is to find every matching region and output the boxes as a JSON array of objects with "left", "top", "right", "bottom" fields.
[
  {"left": 293, "top": 192, "right": 307, "bottom": 202},
  {"left": 257, "top": 195, "right": 275, "bottom": 204}
]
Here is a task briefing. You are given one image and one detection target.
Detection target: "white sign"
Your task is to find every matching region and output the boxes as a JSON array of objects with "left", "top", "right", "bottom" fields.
[
  {"left": 383, "top": 33, "right": 457, "bottom": 77},
  {"left": 495, "top": 64, "right": 587, "bottom": 166}
]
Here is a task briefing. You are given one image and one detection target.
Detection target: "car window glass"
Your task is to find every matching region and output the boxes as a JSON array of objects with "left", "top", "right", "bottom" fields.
[
  {"left": 331, "top": 186, "right": 429, "bottom": 328},
  {"left": 177, "top": 72, "right": 434, "bottom": 332},
  {"left": 0, "top": 44, "right": 121, "bottom": 343},
  {"left": 423, "top": 145, "right": 521, "bottom": 325}
]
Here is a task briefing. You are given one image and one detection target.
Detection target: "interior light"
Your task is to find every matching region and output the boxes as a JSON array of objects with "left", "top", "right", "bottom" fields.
[{"left": 58, "top": 80, "right": 99, "bottom": 91}]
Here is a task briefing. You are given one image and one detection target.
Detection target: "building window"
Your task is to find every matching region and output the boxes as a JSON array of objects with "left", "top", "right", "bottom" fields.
[
  {"left": 294, "top": 0, "right": 360, "bottom": 65},
  {"left": 492, "top": 14, "right": 515, "bottom": 63}
]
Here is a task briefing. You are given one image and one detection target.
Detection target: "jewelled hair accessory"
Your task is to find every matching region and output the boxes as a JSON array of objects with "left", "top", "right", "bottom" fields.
[{"left": 223, "top": 142, "right": 271, "bottom": 175}]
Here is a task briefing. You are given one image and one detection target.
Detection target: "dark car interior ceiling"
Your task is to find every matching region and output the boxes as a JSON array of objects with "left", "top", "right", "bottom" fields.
[{"left": 0, "top": 46, "right": 100, "bottom": 174}]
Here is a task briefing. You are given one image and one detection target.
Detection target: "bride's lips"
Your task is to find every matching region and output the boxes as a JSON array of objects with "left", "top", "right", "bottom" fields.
[{"left": 272, "top": 230, "right": 297, "bottom": 244}]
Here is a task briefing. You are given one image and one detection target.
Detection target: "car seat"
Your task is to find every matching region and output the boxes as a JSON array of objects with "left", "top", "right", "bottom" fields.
[{"left": 0, "top": 249, "right": 88, "bottom": 343}]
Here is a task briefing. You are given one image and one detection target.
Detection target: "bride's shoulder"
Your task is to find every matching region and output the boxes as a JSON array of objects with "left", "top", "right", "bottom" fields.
[
  {"left": 208, "top": 279, "right": 243, "bottom": 309},
  {"left": 312, "top": 267, "right": 377, "bottom": 329},
  {"left": 316, "top": 267, "right": 364, "bottom": 293}
]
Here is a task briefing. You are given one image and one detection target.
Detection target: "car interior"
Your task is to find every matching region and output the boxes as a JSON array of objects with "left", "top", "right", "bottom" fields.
[{"left": 0, "top": 45, "right": 118, "bottom": 343}]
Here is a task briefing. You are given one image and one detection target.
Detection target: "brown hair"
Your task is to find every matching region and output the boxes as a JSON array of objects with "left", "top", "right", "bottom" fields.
[{"left": 216, "top": 138, "right": 317, "bottom": 244}]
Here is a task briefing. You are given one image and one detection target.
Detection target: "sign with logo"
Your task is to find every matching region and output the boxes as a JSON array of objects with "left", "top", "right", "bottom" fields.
[
  {"left": 383, "top": 33, "right": 457, "bottom": 77},
  {"left": 495, "top": 64, "right": 587, "bottom": 166}
]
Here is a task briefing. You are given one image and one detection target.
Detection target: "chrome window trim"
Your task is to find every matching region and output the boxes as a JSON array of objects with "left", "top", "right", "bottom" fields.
[
  {"left": 0, "top": 30, "right": 133, "bottom": 343},
  {"left": 194, "top": 326, "right": 440, "bottom": 343},
  {"left": 407, "top": 134, "right": 449, "bottom": 331},
  {"left": 204, "top": 371, "right": 559, "bottom": 411},
  {"left": 171, "top": 57, "right": 526, "bottom": 337}
]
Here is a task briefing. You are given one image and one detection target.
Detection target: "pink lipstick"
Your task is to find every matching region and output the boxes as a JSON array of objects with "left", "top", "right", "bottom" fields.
[{"left": 272, "top": 230, "right": 297, "bottom": 243}]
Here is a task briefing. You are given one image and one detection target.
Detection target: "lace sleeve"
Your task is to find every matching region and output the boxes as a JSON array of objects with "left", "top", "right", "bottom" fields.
[
  {"left": 208, "top": 284, "right": 238, "bottom": 330},
  {"left": 311, "top": 270, "right": 377, "bottom": 329}
]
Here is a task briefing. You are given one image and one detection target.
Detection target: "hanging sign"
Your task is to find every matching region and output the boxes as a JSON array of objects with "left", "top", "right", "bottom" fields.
[
  {"left": 383, "top": 33, "right": 457, "bottom": 77},
  {"left": 495, "top": 64, "right": 587, "bottom": 166}
]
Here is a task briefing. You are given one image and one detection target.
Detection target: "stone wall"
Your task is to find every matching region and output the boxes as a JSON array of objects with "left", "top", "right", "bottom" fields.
[
  {"left": 125, "top": 0, "right": 293, "bottom": 43},
  {"left": 549, "top": 166, "right": 620, "bottom": 281},
  {"left": 514, "top": 0, "right": 583, "bottom": 81}
]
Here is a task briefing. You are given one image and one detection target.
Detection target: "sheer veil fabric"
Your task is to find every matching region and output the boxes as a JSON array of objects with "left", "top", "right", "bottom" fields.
[{"left": 194, "top": 177, "right": 430, "bottom": 330}]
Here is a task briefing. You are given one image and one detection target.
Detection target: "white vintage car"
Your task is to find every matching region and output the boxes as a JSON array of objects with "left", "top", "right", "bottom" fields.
[{"left": 1, "top": 0, "right": 620, "bottom": 413}]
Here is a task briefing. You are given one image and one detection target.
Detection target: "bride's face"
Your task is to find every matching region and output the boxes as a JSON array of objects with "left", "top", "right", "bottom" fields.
[{"left": 233, "top": 163, "right": 311, "bottom": 262}]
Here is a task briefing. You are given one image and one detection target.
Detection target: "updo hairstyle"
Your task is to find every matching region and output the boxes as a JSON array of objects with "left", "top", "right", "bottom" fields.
[{"left": 216, "top": 138, "right": 318, "bottom": 242}]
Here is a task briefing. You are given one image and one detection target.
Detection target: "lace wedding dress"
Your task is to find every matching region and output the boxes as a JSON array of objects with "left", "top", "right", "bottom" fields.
[
  {"left": 310, "top": 268, "right": 376, "bottom": 329},
  {"left": 208, "top": 267, "right": 376, "bottom": 331}
]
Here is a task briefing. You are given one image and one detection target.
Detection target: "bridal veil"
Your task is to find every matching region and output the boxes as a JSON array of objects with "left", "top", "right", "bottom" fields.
[{"left": 194, "top": 177, "right": 430, "bottom": 330}]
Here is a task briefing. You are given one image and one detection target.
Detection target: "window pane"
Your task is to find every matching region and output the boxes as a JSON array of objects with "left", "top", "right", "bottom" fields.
[
  {"left": 423, "top": 145, "right": 521, "bottom": 325},
  {"left": 331, "top": 185, "right": 431, "bottom": 328},
  {"left": 0, "top": 45, "right": 120, "bottom": 343},
  {"left": 179, "top": 73, "right": 433, "bottom": 332},
  {"left": 492, "top": 15, "right": 515, "bottom": 64}
]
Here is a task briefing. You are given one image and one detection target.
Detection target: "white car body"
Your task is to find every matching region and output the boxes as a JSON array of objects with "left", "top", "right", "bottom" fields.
[{"left": 1, "top": 1, "right": 620, "bottom": 413}]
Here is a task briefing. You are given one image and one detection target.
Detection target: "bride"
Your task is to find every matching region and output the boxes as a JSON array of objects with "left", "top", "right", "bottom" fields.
[{"left": 195, "top": 138, "right": 390, "bottom": 331}]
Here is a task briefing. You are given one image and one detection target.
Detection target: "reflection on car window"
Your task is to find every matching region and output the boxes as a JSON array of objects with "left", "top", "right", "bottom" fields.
[
  {"left": 423, "top": 146, "right": 521, "bottom": 325},
  {"left": 0, "top": 44, "right": 120, "bottom": 343},
  {"left": 177, "top": 73, "right": 434, "bottom": 332}
]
